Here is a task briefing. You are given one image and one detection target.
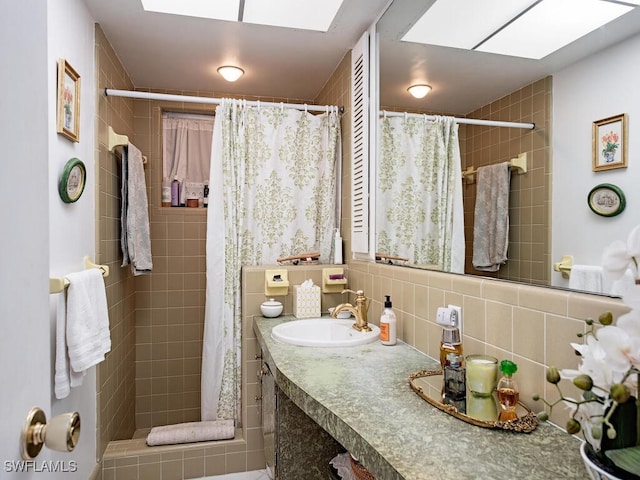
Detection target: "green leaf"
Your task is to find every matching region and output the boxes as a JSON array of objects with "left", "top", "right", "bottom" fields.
[{"left": 605, "top": 446, "right": 640, "bottom": 476}]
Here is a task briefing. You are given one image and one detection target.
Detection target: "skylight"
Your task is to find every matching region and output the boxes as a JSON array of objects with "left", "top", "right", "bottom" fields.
[
  {"left": 402, "top": 0, "right": 636, "bottom": 60},
  {"left": 141, "top": 0, "right": 240, "bottom": 21},
  {"left": 140, "top": 0, "right": 345, "bottom": 32}
]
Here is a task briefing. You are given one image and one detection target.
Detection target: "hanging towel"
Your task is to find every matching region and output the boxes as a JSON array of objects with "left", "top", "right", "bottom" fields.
[
  {"left": 472, "top": 162, "right": 510, "bottom": 272},
  {"left": 121, "top": 143, "right": 153, "bottom": 275},
  {"left": 65, "top": 269, "right": 111, "bottom": 374},
  {"left": 54, "top": 292, "right": 83, "bottom": 399},
  {"left": 146, "top": 420, "right": 235, "bottom": 446},
  {"left": 568, "top": 265, "right": 603, "bottom": 294},
  {"left": 604, "top": 266, "right": 635, "bottom": 296}
]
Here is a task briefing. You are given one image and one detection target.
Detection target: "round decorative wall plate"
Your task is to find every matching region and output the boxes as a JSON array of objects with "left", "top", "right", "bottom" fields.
[
  {"left": 59, "top": 157, "right": 86, "bottom": 203},
  {"left": 587, "top": 183, "right": 625, "bottom": 217}
]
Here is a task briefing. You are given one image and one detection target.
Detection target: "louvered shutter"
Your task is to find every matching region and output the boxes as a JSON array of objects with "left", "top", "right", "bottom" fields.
[{"left": 351, "top": 31, "right": 370, "bottom": 254}]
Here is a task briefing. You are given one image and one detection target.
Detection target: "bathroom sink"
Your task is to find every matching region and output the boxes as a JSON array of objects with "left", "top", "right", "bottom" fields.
[{"left": 271, "top": 318, "right": 380, "bottom": 347}]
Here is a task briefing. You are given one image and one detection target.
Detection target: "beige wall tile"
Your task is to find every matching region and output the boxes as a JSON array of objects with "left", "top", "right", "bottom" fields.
[{"left": 512, "top": 307, "right": 544, "bottom": 363}]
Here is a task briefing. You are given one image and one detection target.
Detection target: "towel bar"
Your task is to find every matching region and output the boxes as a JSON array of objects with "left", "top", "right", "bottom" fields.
[
  {"left": 553, "top": 255, "right": 573, "bottom": 279},
  {"left": 49, "top": 256, "right": 110, "bottom": 293},
  {"left": 108, "top": 126, "right": 147, "bottom": 164},
  {"left": 462, "top": 152, "right": 527, "bottom": 184}
]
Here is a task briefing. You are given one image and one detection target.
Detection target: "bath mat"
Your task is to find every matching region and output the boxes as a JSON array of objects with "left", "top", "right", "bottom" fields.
[{"left": 146, "top": 419, "right": 235, "bottom": 446}]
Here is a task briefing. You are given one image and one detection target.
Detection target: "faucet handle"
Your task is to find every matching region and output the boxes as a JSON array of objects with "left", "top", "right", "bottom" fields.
[{"left": 341, "top": 289, "right": 364, "bottom": 296}]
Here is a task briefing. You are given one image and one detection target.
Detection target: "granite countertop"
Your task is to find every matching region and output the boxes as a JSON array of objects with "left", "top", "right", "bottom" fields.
[{"left": 254, "top": 316, "right": 585, "bottom": 480}]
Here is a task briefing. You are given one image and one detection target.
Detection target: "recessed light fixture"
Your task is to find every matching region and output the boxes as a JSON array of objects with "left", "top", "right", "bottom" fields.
[
  {"left": 217, "top": 65, "right": 244, "bottom": 82},
  {"left": 407, "top": 84, "right": 432, "bottom": 99}
]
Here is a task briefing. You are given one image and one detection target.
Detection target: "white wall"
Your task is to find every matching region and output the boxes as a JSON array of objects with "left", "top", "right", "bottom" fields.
[
  {"left": 552, "top": 32, "right": 640, "bottom": 290},
  {"left": 0, "top": 0, "right": 98, "bottom": 478},
  {"left": 47, "top": 0, "right": 98, "bottom": 477}
]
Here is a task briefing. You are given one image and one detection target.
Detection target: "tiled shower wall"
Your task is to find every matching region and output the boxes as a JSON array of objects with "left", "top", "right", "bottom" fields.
[
  {"left": 463, "top": 76, "right": 552, "bottom": 286},
  {"left": 95, "top": 25, "right": 137, "bottom": 455},
  {"left": 131, "top": 51, "right": 353, "bottom": 435},
  {"left": 95, "top": 40, "right": 353, "bottom": 476}
]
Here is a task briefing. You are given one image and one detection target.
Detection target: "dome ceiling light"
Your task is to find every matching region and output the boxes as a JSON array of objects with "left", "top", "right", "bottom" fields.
[
  {"left": 217, "top": 65, "right": 245, "bottom": 82},
  {"left": 407, "top": 84, "right": 432, "bottom": 99}
]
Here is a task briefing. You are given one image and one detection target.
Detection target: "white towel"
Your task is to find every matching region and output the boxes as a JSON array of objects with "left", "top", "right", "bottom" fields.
[
  {"left": 569, "top": 265, "right": 603, "bottom": 294},
  {"left": 122, "top": 143, "right": 153, "bottom": 275},
  {"left": 54, "top": 293, "right": 84, "bottom": 399},
  {"left": 472, "top": 162, "right": 510, "bottom": 272},
  {"left": 604, "top": 266, "right": 635, "bottom": 297},
  {"left": 65, "top": 269, "right": 111, "bottom": 373},
  {"left": 146, "top": 420, "right": 235, "bottom": 446}
]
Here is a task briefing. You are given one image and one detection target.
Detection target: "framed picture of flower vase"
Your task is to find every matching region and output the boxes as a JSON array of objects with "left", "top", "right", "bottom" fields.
[
  {"left": 56, "top": 59, "right": 80, "bottom": 143},
  {"left": 592, "top": 113, "right": 627, "bottom": 172}
]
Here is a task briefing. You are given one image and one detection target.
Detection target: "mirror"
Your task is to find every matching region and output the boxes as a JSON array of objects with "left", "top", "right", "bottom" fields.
[
  {"left": 374, "top": 0, "right": 640, "bottom": 294},
  {"left": 409, "top": 369, "right": 538, "bottom": 432}
]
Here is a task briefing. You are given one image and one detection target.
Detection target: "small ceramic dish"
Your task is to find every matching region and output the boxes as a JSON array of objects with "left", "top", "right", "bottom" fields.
[
  {"left": 328, "top": 307, "right": 352, "bottom": 319},
  {"left": 261, "top": 298, "right": 283, "bottom": 318}
]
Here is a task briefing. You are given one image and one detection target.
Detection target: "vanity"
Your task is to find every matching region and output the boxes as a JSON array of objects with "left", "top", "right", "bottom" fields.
[{"left": 254, "top": 315, "right": 585, "bottom": 480}]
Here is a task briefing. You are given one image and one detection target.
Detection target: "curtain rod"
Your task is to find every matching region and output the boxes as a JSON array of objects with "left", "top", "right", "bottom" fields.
[
  {"left": 105, "top": 89, "right": 345, "bottom": 114},
  {"left": 379, "top": 110, "right": 535, "bottom": 129}
]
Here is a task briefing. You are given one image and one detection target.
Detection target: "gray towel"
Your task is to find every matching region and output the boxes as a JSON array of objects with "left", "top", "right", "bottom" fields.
[
  {"left": 146, "top": 420, "right": 235, "bottom": 446},
  {"left": 472, "top": 162, "right": 510, "bottom": 272},
  {"left": 121, "top": 144, "right": 153, "bottom": 275}
]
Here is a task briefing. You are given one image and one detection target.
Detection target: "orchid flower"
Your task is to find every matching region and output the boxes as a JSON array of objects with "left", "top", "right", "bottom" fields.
[
  {"left": 602, "top": 224, "right": 640, "bottom": 279},
  {"left": 597, "top": 326, "right": 639, "bottom": 374}
]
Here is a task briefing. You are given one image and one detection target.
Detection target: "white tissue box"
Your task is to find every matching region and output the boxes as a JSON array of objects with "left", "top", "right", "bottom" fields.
[{"left": 293, "top": 285, "right": 321, "bottom": 318}]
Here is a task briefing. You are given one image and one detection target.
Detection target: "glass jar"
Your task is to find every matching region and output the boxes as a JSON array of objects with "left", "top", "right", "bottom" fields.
[{"left": 465, "top": 355, "right": 498, "bottom": 397}]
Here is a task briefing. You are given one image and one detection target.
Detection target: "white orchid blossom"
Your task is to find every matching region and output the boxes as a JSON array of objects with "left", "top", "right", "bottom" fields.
[
  {"left": 598, "top": 326, "right": 639, "bottom": 373},
  {"left": 566, "top": 336, "right": 625, "bottom": 392},
  {"left": 540, "top": 225, "right": 640, "bottom": 472},
  {"left": 622, "top": 284, "right": 640, "bottom": 311},
  {"left": 602, "top": 224, "right": 640, "bottom": 279}
]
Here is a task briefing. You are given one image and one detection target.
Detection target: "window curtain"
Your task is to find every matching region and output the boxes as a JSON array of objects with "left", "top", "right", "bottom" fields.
[
  {"left": 376, "top": 115, "right": 464, "bottom": 273},
  {"left": 162, "top": 114, "right": 214, "bottom": 205},
  {"left": 202, "top": 100, "right": 341, "bottom": 422}
]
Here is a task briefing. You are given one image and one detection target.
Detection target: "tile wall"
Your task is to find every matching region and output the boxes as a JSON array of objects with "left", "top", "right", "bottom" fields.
[
  {"left": 96, "top": 36, "right": 353, "bottom": 477},
  {"left": 242, "top": 261, "right": 628, "bottom": 435},
  {"left": 463, "top": 77, "right": 552, "bottom": 286},
  {"left": 96, "top": 24, "right": 137, "bottom": 456}
]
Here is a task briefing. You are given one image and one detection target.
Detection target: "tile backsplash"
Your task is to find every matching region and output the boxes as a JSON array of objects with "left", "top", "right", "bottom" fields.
[{"left": 243, "top": 262, "right": 628, "bottom": 431}]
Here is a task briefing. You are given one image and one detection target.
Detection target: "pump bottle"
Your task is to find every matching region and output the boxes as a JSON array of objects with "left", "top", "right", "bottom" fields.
[
  {"left": 333, "top": 228, "right": 343, "bottom": 264},
  {"left": 380, "top": 295, "right": 397, "bottom": 345}
]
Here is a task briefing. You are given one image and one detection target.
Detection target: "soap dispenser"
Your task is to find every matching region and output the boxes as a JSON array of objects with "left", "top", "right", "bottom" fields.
[
  {"left": 497, "top": 360, "right": 519, "bottom": 421},
  {"left": 379, "top": 295, "right": 397, "bottom": 345}
]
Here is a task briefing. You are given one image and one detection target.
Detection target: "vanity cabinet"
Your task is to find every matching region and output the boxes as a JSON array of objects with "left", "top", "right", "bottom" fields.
[
  {"left": 255, "top": 316, "right": 586, "bottom": 480},
  {"left": 259, "top": 353, "right": 343, "bottom": 480}
]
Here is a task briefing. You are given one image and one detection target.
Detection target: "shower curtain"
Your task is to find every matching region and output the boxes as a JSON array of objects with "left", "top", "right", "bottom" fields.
[
  {"left": 377, "top": 115, "right": 464, "bottom": 273},
  {"left": 202, "top": 100, "right": 341, "bottom": 422}
]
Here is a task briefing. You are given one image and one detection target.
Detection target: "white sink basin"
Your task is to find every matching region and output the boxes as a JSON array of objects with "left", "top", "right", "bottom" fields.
[{"left": 271, "top": 318, "right": 380, "bottom": 347}]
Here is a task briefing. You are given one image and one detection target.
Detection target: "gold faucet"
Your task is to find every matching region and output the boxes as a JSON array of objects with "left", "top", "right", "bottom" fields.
[{"left": 331, "top": 289, "right": 371, "bottom": 332}]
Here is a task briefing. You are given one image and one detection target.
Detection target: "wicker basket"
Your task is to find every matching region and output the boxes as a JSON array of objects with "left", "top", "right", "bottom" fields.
[{"left": 350, "top": 455, "right": 376, "bottom": 480}]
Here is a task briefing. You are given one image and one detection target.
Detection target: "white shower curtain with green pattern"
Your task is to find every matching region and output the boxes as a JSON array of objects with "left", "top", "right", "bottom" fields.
[
  {"left": 202, "top": 100, "right": 341, "bottom": 422},
  {"left": 377, "top": 115, "right": 464, "bottom": 273}
]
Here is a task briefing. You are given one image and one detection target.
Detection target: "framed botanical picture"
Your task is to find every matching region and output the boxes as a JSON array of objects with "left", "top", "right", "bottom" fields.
[
  {"left": 592, "top": 113, "right": 627, "bottom": 171},
  {"left": 56, "top": 59, "right": 81, "bottom": 142}
]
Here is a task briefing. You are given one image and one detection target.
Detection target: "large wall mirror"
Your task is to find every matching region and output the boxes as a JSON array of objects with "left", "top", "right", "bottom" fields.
[{"left": 373, "top": 0, "right": 640, "bottom": 296}]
